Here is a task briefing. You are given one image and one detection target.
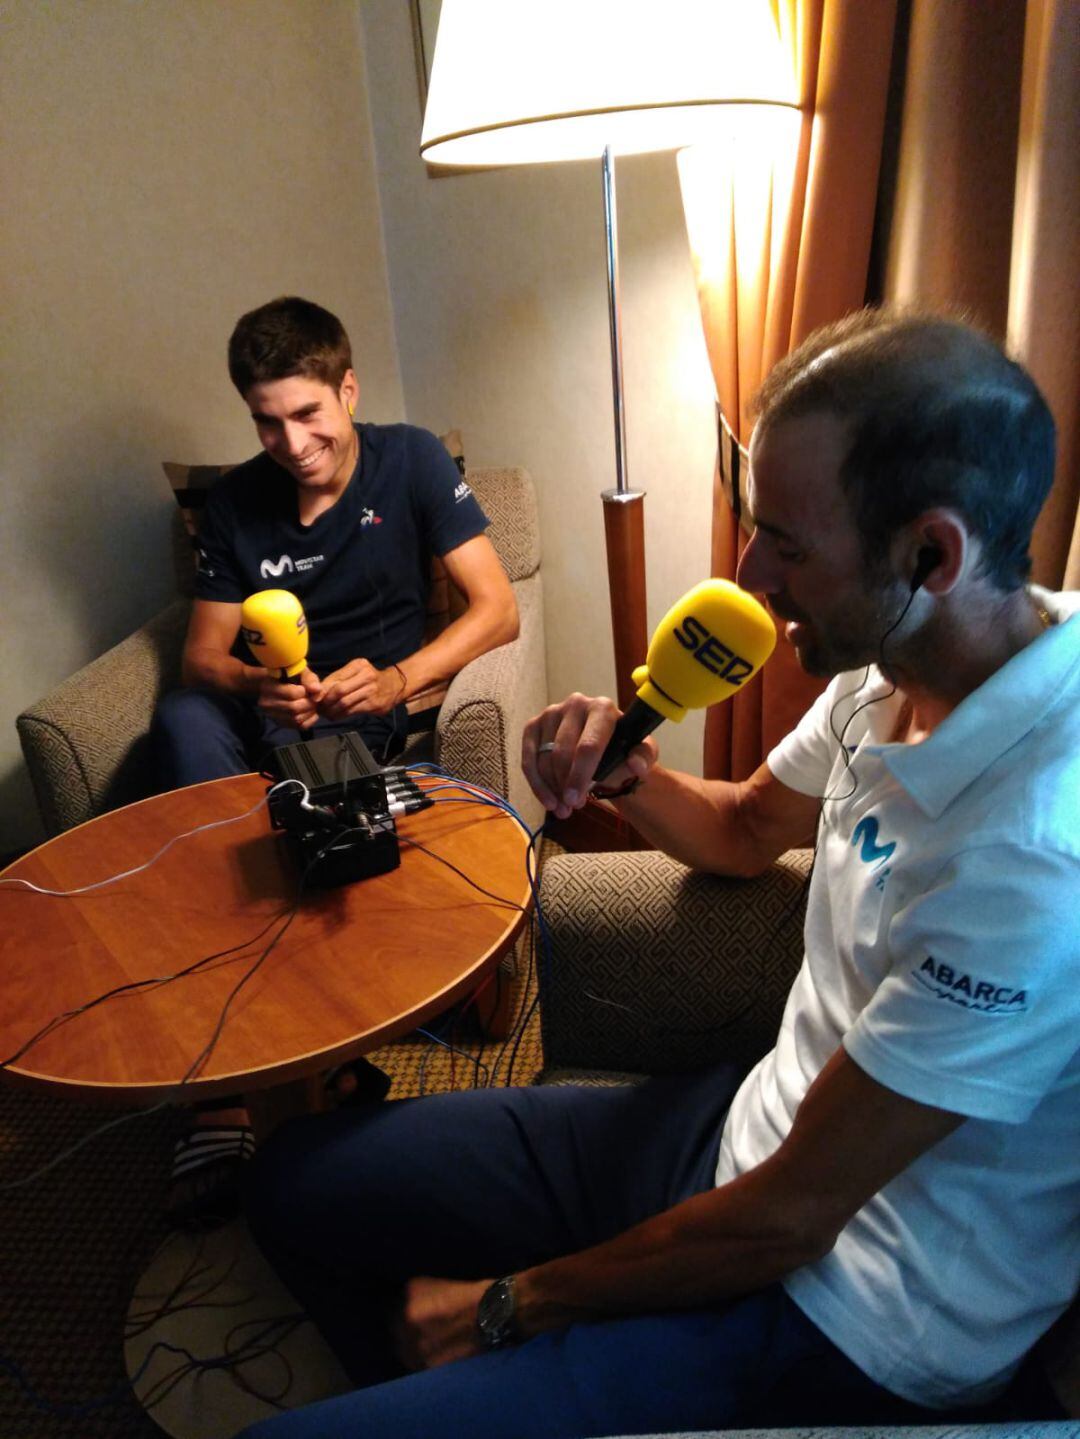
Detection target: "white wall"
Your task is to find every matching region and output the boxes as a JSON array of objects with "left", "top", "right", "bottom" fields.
[
  {"left": 0, "top": 0, "right": 404, "bottom": 853},
  {"left": 360, "top": 1, "right": 717, "bottom": 772}
]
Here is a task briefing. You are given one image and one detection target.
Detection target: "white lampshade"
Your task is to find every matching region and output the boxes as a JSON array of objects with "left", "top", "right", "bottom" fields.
[{"left": 420, "top": 0, "right": 798, "bottom": 168}]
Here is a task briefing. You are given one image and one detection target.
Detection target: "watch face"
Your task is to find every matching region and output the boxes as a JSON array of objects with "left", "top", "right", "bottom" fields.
[{"left": 477, "top": 1277, "right": 516, "bottom": 1348}]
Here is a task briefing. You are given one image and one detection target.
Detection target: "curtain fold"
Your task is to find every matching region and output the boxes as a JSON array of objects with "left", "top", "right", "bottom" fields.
[
  {"left": 683, "top": 0, "right": 1079, "bottom": 782},
  {"left": 885, "top": 0, "right": 1080, "bottom": 591},
  {"left": 1009, "top": 0, "right": 1080, "bottom": 590},
  {"left": 679, "top": 0, "right": 898, "bottom": 780}
]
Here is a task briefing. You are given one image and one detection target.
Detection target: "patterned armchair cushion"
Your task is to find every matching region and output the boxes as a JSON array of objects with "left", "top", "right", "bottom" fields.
[{"left": 539, "top": 848, "right": 812, "bottom": 1078}]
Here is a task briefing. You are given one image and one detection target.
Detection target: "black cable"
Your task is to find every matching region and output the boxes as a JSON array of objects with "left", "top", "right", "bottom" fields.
[
  {"left": 135, "top": 1313, "right": 308, "bottom": 1414},
  {"left": 175, "top": 823, "right": 360, "bottom": 1091},
  {"left": 394, "top": 831, "right": 529, "bottom": 914},
  {"left": 492, "top": 827, "right": 545, "bottom": 1087},
  {"left": 0, "top": 823, "right": 357, "bottom": 1196},
  {"left": 0, "top": 905, "right": 292, "bottom": 1072},
  {"left": 821, "top": 584, "right": 920, "bottom": 806}
]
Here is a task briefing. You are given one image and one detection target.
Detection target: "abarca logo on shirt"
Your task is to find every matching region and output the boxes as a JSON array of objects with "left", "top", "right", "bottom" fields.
[
  {"left": 851, "top": 815, "right": 896, "bottom": 891},
  {"left": 911, "top": 956, "right": 1029, "bottom": 1014},
  {"left": 454, "top": 480, "right": 472, "bottom": 503}
]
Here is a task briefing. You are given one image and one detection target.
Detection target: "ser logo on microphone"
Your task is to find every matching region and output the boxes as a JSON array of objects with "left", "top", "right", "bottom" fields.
[
  {"left": 241, "top": 614, "right": 307, "bottom": 649},
  {"left": 673, "top": 616, "right": 754, "bottom": 684}
]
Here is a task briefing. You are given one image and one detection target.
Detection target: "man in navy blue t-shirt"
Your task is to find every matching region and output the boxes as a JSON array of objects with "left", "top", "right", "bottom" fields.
[
  {"left": 152, "top": 296, "right": 519, "bottom": 1228},
  {"left": 152, "top": 295, "right": 518, "bottom": 787}
]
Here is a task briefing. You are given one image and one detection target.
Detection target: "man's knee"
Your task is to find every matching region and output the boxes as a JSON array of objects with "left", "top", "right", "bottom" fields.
[
  {"left": 150, "top": 686, "right": 253, "bottom": 787},
  {"left": 152, "top": 685, "right": 234, "bottom": 735}
]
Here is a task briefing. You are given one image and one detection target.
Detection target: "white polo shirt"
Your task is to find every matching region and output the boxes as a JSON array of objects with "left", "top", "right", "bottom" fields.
[{"left": 715, "top": 588, "right": 1080, "bottom": 1409}]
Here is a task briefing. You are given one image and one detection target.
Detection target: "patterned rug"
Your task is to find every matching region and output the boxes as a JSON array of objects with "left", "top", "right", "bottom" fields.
[{"left": 0, "top": 912, "right": 546, "bottom": 1438}]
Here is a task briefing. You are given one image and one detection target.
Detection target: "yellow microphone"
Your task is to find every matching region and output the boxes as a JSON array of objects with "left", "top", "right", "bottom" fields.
[
  {"left": 594, "top": 579, "right": 776, "bottom": 781},
  {"left": 240, "top": 589, "right": 309, "bottom": 681}
]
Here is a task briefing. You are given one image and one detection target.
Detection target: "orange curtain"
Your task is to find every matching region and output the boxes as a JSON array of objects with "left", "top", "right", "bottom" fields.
[
  {"left": 883, "top": 0, "right": 1080, "bottom": 590},
  {"left": 679, "top": 0, "right": 899, "bottom": 781}
]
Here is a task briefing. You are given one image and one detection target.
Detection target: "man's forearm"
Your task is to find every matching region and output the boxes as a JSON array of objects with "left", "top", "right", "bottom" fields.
[
  {"left": 181, "top": 646, "right": 265, "bottom": 697},
  {"left": 604, "top": 765, "right": 767, "bottom": 877},
  {"left": 513, "top": 1164, "right": 830, "bottom": 1337},
  {"left": 393, "top": 598, "right": 519, "bottom": 701}
]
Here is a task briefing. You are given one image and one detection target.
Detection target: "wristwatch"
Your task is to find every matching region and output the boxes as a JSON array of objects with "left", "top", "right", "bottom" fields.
[{"left": 476, "top": 1275, "right": 519, "bottom": 1348}]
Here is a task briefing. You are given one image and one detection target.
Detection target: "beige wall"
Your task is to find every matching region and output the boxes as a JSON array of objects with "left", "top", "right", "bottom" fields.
[
  {"left": 360, "top": 1, "right": 717, "bottom": 773},
  {"left": 0, "top": 0, "right": 404, "bottom": 853},
  {"left": 0, "top": 0, "right": 718, "bottom": 855}
]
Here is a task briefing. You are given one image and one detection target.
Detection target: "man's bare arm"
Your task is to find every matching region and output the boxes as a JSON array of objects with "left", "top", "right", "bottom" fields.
[
  {"left": 613, "top": 761, "right": 819, "bottom": 877},
  {"left": 181, "top": 598, "right": 321, "bottom": 728},
  {"left": 318, "top": 535, "right": 519, "bottom": 719},
  {"left": 397, "top": 1051, "right": 964, "bottom": 1369},
  {"left": 181, "top": 599, "right": 262, "bottom": 696},
  {"left": 512, "top": 1050, "right": 962, "bottom": 1333},
  {"left": 522, "top": 693, "right": 820, "bottom": 876}
]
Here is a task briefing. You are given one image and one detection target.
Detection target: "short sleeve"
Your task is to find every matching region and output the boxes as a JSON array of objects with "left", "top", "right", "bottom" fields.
[
  {"left": 407, "top": 429, "right": 488, "bottom": 557},
  {"left": 845, "top": 843, "right": 1080, "bottom": 1122},
  {"left": 767, "top": 683, "right": 840, "bottom": 797},
  {"left": 193, "top": 482, "right": 245, "bottom": 603}
]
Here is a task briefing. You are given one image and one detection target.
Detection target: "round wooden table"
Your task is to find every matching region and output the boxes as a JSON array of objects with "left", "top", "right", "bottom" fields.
[{"left": 0, "top": 774, "right": 531, "bottom": 1105}]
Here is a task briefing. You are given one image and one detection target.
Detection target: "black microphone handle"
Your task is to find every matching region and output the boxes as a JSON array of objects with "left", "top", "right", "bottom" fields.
[{"left": 594, "top": 699, "right": 666, "bottom": 783}]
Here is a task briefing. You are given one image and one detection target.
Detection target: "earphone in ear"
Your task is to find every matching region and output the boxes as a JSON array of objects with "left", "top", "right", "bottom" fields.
[{"left": 910, "top": 545, "right": 942, "bottom": 593}]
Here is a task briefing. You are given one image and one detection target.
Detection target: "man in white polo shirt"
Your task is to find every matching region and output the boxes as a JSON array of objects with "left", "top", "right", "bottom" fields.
[{"left": 240, "top": 311, "right": 1078, "bottom": 1439}]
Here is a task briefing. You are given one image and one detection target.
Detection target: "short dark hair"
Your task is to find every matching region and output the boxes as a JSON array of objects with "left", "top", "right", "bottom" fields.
[
  {"left": 751, "top": 309, "right": 1056, "bottom": 591},
  {"left": 227, "top": 296, "right": 353, "bottom": 396}
]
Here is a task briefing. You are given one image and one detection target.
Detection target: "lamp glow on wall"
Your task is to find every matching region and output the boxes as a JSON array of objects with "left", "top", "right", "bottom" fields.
[{"left": 420, "top": 0, "right": 797, "bottom": 707}]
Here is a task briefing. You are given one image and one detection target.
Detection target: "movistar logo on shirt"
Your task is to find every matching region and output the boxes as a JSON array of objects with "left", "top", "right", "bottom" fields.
[
  {"left": 259, "top": 553, "right": 325, "bottom": 578},
  {"left": 912, "top": 956, "right": 1029, "bottom": 1014},
  {"left": 260, "top": 554, "right": 295, "bottom": 578},
  {"left": 851, "top": 815, "right": 895, "bottom": 890},
  {"left": 454, "top": 479, "right": 472, "bottom": 503}
]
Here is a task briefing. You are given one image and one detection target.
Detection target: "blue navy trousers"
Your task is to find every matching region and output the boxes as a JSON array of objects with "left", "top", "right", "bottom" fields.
[
  {"left": 238, "top": 1069, "right": 943, "bottom": 1438},
  {"left": 150, "top": 687, "right": 405, "bottom": 791}
]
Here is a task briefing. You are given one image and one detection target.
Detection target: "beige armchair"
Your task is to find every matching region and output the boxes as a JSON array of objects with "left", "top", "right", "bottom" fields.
[{"left": 16, "top": 466, "right": 546, "bottom": 837}]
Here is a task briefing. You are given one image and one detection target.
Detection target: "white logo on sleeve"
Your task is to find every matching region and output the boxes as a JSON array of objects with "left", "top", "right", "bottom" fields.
[{"left": 454, "top": 480, "right": 472, "bottom": 503}]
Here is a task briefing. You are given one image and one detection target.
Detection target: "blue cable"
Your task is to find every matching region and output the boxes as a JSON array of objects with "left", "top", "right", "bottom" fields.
[
  {"left": 406, "top": 763, "right": 553, "bottom": 1085},
  {"left": 415, "top": 1027, "right": 490, "bottom": 1086}
]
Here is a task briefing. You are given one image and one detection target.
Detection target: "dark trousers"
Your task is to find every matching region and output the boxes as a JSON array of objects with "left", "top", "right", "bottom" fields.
[
  {"left": 238, "top": 1070, "right": 943, "bottom": 1438},
  {"left": 149, "top": 687, "right": 406, "bottom": 791}
]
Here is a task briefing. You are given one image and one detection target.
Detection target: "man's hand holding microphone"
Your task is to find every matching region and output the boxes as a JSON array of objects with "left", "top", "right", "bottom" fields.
[
  {"left": 241, "top": 590, "right": 404, "bottom": 732},
  {"left": 523, "top": 579, "right": 776, "bottom": 820}
]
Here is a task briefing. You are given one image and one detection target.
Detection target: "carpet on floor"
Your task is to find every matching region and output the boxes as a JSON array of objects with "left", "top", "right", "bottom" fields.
[{"left": 0, "top": 917, "right": 546, "bottom": 1438}]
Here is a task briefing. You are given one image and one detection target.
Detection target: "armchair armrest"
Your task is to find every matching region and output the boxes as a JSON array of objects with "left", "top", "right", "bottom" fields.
[
  {"left": 435, "top": 570, "right": 547, "bottom": 829},
  {"left": 539, "top": 848, "right": 812, "bottom": 1078},
  {"left": 16, "top": 599, "right": 190, "bottom": 836}
]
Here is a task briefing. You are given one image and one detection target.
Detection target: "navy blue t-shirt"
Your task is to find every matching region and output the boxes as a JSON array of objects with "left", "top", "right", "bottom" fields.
[{"left": 194, "top": 423, "right": 489, "bottom": 676}]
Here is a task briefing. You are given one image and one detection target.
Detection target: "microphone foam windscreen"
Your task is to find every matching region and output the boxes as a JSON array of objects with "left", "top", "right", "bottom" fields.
[
  {"left": 633, "top": 579, "right": 776, "bottom": 722},
  {"left": 240, "top": 589, "right": 309, "bottom": 677}
]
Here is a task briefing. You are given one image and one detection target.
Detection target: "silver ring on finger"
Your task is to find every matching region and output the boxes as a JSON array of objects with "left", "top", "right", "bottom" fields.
[{"left": 537, "top": 741, "right": 556, "bottom": 755}]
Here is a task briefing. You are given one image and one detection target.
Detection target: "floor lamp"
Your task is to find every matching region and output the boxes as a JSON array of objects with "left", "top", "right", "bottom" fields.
[{"left": 420, "top": 0, "right": 795, "bottom": 707}]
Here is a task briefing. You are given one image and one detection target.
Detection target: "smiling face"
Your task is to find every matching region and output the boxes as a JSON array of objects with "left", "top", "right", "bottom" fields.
[
  {"left": 244, "top": 371, "right": 359, "bottom": 498},
  {"left": 737, "top": 409, "right": 906, "bottom": 677}
]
